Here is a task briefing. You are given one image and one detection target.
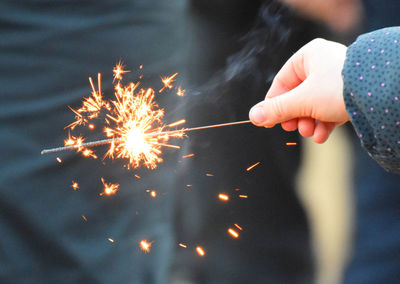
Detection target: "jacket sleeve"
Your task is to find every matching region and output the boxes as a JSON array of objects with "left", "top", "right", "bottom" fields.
[{"left": 342, "top": 27, "right": 400, "bottom": 174}]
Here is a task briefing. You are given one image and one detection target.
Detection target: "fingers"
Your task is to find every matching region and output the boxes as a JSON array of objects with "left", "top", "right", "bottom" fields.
[
  {"left": 281, "top": 119, "right": 298, "bottom": 131},
  {"left": 313, "top": 121, "right": 336, "bottom": 143},
  {"left": 298, "top": 118, "right": 315, "bottom": 137},
  {"left": 249, "top": 77, "right": 314, "bottom": 127}
]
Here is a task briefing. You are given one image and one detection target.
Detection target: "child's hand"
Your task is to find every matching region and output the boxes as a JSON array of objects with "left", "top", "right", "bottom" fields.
[{"left": 249, "top": 38, "right": 350, "bottom": 143}]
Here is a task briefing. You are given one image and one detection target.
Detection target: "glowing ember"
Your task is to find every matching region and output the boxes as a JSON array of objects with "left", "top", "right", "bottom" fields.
[
  {"left": 113, "top": 61, "right": 130, "bottom": 82},
  {"left": 186, "top": 184, "right": 192, "bottom": 188},
  {"left": 159, "top": 73, "right": 178, "bottom": 93},
  {"left": 196, "top": 246, "right": 205, "bottom": 257},
  {"left": 71, "top": 181, "right": 79, "bottom": 190},
  {"left": 56, "top": 157, "right": 62, "bottom": 163},
  {"left": 108, "top": 238, "right": 115, "bottom": 243},
  {"left": 100, "top": 178, "right": 119, "bottom": 196},
  {"left": 135, "top": 174, "right": 141, "bottom": 179},
  {"left": 178, "top": 243, "right": 187, "bottom": 248},
  {"left": 246, "top": 162, "right": 260, "bottom": 172},
  {"left": 140, "top": 240, "right": 152, "bottom": 253},
  {"left": 234, "top": 223, "right": 243, "bottom": 231},
  {"left": 206, "top": 173, "right": 214, "bottom": 177},
  {"left": 81, "top": 148, "right": 97, "bottom": 159},
  {"left": 65, "top": 64, "right": 185, "bottom": 169},
  {"left": 182, "top": 153, "right": 194, "bottom": 159},
  {"left": 286, "top": 142, "right": 297, "bottom": 146},
  {"left": 238, "top": 194, "right": 248, "bottom": 199},
  {"left": 228, "top": 228, "right": 239, "bottom": 239},
  {"left": 218, "top": 193, "right": 229, "bottom": 202},
  {"left": 176, "top": 86, "right": 185, "bottom": 97},
  {"left": 168, "top": 119, "right": 186, "bottom": 128},
  {"left": 150, "top": 190, "right": 157, "bottom": 198},
  {"left": 82, "top": 215, "right": 87, "bottom": 221}
]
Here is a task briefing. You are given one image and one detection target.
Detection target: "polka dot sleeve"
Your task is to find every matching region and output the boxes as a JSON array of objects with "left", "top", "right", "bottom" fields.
[{"left": 343, "top": 27, "right": 400, "bottom": 174}]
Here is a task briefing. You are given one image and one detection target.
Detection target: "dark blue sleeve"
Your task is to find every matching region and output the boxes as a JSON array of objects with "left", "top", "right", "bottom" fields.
[{"left": 342, "top": 27, "right": 400, "bottom": 174}]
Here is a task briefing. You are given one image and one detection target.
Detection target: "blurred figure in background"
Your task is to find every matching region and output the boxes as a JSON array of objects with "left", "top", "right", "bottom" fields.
[
  {"left": 279, "top": 0, "right": 400, "bottom": 283},
  {"left": 0, "top": 1, "right": 189, "bottom": 283}
]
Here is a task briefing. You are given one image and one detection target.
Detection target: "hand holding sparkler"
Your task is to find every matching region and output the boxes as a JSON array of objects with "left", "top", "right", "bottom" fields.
[{"left": 249, "top": 38, "right": 349, "bottom": 143}]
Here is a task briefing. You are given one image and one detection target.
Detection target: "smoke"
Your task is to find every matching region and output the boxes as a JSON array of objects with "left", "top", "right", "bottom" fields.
[{"left": 223, "top": 2, "right": 291, "bottom": 85}]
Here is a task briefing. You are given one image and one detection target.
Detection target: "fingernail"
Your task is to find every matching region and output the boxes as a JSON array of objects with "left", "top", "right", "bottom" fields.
[{"left": 249, "top": 106, "right": 267, "bottom": 124}]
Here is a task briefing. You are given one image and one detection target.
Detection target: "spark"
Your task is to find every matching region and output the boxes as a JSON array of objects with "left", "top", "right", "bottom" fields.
[
  {"left": 80, "top": 148, "right": 97, "bottom": 159},
  {"left": 150, "top": 190, "right": 157, "bottom": 198},
  {"left": 206, "top": 173, "right": 214, "bottom": 177},
  {"left": 196, "top": 246, "right": 205, "bottom": 257},
  {"left": 71, "top": 181, "right": 79, "bottom": 190},
  {"left": 56, "top": 157, "right": 62, "bottom": 163},
  {"left": 159, "top": 73, "right": 178, "bottom": 93},
  {"left": 140, "top": 240, "right": 152, "bottom": 253},
  {"left": 176, "top": 86, "right": 185, "bottom": 97},
  {"left": 238, "top": 194, "right": 248, "bottom": 199},
  {"left": 108, "top": 238, "right": 115, "bottom": 243},
  {"left": 113, "top": 61, "right": 130, "bottom": 82},
  {"left": 168, "top": 119, "right": 186, "bottom": 128},
  {"left": 82, "top": 215, "right": 87, "bottom": 221},
  {"left": 63, "top": 64, "right": 185, "bottom": 169},
  {"left": 134, "top": 174, "right": 141, "bottom": 179},
  {"left": 286, "top": 142, "right": 297, "bottom": 146},
  {"left": 234, "top": 223, "right": 243, "bottom": 231},
  {"left": 178, "top": 243, "right": 187, "bottom": 248},
  {"left": 228, "top": 228, "right": 239, "bottom": 239},
  {"left": 186, "top": 184, "right": 192, "bottom": 187},
  {"left": 100, "top": 178, "right": 119, "bottom": 196},
  {"left": 182, "top": 153, "right": 194, "bottom": 159},
  {"left": 218, "top": 193, "right": 229, "bottom": 202},
  {"left": 246, "top": 162, "right": 260, "bottom": 172}
]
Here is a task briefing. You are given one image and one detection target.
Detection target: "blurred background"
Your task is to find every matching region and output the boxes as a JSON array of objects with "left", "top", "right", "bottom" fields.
[{"left": 1, "top": 1, "right": 400, "bottom": 284}]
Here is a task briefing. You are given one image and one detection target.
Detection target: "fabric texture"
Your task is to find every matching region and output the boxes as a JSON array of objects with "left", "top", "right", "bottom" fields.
[{"left": 342, "top": 27, "right": 400, "bottom": 173}]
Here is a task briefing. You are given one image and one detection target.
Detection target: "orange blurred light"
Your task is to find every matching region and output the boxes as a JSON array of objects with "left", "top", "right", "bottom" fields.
[
  {"left": 246, "top": 162, "right": 260, "bottom": 172},
  {"left": 196, "top": 246, "right": 205, "bottom": 257},
  {"left": 140, "top": 240, "right": 152, "bottom": 253},
  {"left": 228, "top": 228, "right": 239, "bottom": 238},
  {"left": 218, "top": 193, "right": 229, "bottom": 202},
  {"left": 100, "top": 178, "right": 119, "bottom": 196}
]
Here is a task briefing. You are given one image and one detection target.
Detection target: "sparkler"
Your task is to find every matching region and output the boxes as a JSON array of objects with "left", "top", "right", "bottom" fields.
[
  {"left": 41, "top": 120, "right": 251, "bottom": 156},
  {"left": 40, "top": 63, "right": 251, "bottom": 170}
]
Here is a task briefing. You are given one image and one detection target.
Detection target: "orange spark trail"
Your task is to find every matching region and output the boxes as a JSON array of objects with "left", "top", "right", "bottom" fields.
[
  {"left": 228, "top": 228, "right": 239, "bottom": 239},
  {"left": 182, "top": 153, "right": 194, "bottom": 159},
  {"left": 234, "top": 223, "right": 243, "bottom": 231},
  {"left": 218, "top": 193, "right": 229, "bottom": 202},
  {"left": 196, "top": 246, "right": 205, "bottom": 257},
  {"left": 239, "top": 194, "right": 248, "bottom": 199},
  {"left": 246, "top": 162, "right": 260, "bottom": 172},
  {"left": 108, "top": 238, "right": 115, "bottom": 243},
  {"left": 82, "top": 215, "right": 87, "bottom": 222},
  {"left": 178, "top": 243, "right": 187, "bottom": 248},
  {"left": 168, "top": 119, "right": 186, "bottom": 128},
  {"left": 286, "top": 142, "right": 297, "bottom": 146},
  {"left": 56, "top": 157, "right": 62, "bottom": 163}
]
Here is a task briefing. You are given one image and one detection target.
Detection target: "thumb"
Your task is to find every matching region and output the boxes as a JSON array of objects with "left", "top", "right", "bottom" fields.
[{"left": 249, "top": 77, "right": 314, "bottom": 127}]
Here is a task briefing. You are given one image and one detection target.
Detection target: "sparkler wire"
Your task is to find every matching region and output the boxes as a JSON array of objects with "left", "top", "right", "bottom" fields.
[{"left": 41, "top": 120, "right": 251, "bottom": 155}]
